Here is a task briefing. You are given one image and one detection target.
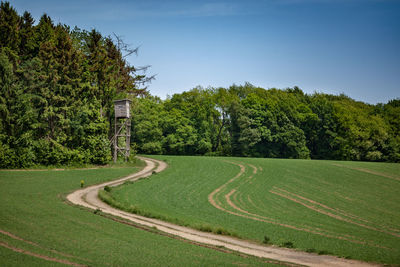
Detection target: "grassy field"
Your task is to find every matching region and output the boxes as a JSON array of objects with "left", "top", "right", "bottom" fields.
[
  {"left": 0, "top": 163, "right": 281, "bottom": 266},
  {"left": 108, "top": 156, "right": 400, "bottom": 265}
]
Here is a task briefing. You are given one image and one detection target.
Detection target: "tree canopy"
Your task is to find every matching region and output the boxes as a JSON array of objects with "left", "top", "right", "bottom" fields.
[
  {"left": 1, "top": 2, "right": 398, "bottom": 168},
  {"left": 131, "top": 84, "right": 399, "bottom": 162},
  {"left": 0, "top": 2, "right": 150, "bottom": 167}
]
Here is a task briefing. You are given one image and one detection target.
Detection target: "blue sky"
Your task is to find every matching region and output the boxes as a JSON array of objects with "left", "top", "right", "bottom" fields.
[{"left": 11, "top": 0, "right": 400, "bottom": 104}]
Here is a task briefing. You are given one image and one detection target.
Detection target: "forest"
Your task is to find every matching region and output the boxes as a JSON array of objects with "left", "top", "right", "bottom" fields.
[
  {"left": 1, "top": 2, "right": 399, "bottom": 168},
  {"left": 0, "top": 2, "right": 149, "bottom": 167},
  {"left": 132, "top": 85, "right": 399, "bottom": 162}
]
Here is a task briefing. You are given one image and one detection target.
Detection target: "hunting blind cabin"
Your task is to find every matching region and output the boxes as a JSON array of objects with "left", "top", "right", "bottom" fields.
[{"left": 113, "top": 99, "right": 131, "bottom": 162}]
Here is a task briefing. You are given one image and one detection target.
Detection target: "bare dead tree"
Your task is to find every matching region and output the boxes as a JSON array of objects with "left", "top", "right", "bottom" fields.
[{"left": 112, "top": 32, "right": 156, "bottom": 93}]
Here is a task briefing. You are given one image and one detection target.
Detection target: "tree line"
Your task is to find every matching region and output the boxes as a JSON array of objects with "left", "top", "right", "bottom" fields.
[
  {"left": 1, "top": 2, "right": 399, "bottom": 168},
  {"left": 132, "top": 84, "right": 399, "bottom": 162},
  {"left": 0, "top": 2, "right": 150, "bottom": 168}
]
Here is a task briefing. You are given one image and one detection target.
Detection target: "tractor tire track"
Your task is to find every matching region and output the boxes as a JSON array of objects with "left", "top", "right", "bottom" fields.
[
  {"left": 210, "top": 161, "right": 388, "bottom": 249},
  {"left": 67, "top": 157, "right": 379, "bottom": 267},
  {"left": 331, "top": 164, "right": 400, "bottom": 182},
  {"left": 270, "top": 187, "right": 400, "bottom": 238},
  {"left": 0, "top": 241, "right": 87, "bottom": 267},
  {"left": 0, "top": 229, "right": 91, "bottom": 263}
]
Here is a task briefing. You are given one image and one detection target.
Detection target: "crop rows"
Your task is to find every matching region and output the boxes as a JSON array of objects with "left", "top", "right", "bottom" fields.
[{"left": 110, "top": 156, "right": 400, "bottom": 264}]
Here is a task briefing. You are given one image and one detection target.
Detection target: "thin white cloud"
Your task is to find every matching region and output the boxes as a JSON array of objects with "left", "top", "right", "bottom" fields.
[
  {"left": 271, "top": 0, "right": 396, "bottom": 4},
  {"left": 183, "top": 2, "right": 239, "bottom": 17},
  {"left": 78, "top": 1, "right": 242, "bottom": 21},
  {"left": 14, "top": 0, "right": 243, "bottom": 23}
]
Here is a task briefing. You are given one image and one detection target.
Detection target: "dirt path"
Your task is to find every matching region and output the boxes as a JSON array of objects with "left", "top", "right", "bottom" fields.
[{"left": 66, "top": 157, "right": 379, "bottom": 267}]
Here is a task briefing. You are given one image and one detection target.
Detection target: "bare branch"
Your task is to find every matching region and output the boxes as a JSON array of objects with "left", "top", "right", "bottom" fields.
[{"left": 112, "top": 32, "right": 139, "bottom": 58}]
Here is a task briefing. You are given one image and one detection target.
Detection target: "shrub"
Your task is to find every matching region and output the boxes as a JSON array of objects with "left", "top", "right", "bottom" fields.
[
  {"left": 0, "top": 142, "right": 18, "bottom": 168},
  {"left": 104, "top": 185, "right": 112, "bottom": 192},
  {"left": 215, "top": 227, "right": 230, "bottom": 235},
  {"left": 263, "top": 236, "right": 270, "bottom": 244},
  {"left": 94, "top": 208, "right": 101, "bottom": 214},
  {"left": 282, "top": 241, "right": 294, "bottom": 248},
  {"left": 196, "top": 224, "right": 213, "bottom": 233}
]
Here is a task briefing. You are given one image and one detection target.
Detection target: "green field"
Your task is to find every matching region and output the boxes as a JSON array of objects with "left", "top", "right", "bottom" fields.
[
  {"left": 108, "top": 156, "right": 400, "bottom": 265},
  {"left": 0, "top": 164, "right": 280, "bottom": 266}
]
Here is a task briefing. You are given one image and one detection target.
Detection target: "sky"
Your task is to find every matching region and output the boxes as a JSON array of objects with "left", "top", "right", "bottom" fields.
[{"left": 10, "top": 0, "right": 400, "bottom": 104}]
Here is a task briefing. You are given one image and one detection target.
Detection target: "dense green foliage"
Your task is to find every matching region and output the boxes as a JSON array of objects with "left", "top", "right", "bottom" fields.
[
  {"left": 0, "top": 2, "right": 150, "bottom": 168},
  {"left": 110, "top": 155, "right": 400, "bottom": 264},
  {"left": 1, "top": 2, "right": 398, "bottom": 168},
  {"left": 0, "top": 166, "right": 278, "bottom": 266},
  {"left": 132, "top": 85, "right": 400, "bottom": 162}
]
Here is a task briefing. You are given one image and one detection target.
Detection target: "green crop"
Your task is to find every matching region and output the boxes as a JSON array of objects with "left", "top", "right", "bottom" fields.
[
  {"left": 110, "top": 155, "right": 400, "bottom": 265},
  {"left": 0, "top": 165, "right": 279, "bottom": 266}
]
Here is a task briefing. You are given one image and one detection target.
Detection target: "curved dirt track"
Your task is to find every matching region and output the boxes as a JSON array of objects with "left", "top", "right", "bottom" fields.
[{"left": 66, "top": 157, "right": 379, "bottom": 267}]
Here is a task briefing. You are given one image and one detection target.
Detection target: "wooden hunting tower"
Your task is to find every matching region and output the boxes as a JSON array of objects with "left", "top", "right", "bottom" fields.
[{"left": 113, "top": 99, "right": 131, "bottom": 162}]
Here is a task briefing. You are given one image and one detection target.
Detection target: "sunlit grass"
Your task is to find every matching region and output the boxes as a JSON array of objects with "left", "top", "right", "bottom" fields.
[
  {"left": 110, "top": 155, "right": 400, "bottom": 265},
  {"left": 0, "top": 162, "right": 278, "bottom": 266}
]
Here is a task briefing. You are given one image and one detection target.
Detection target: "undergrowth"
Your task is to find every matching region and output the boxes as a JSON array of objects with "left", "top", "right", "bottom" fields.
[{"left": 0, "top": 156, "right": 146, "bottom": 171}]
